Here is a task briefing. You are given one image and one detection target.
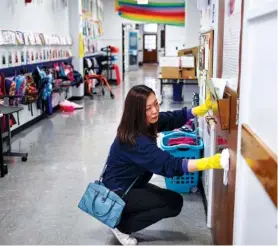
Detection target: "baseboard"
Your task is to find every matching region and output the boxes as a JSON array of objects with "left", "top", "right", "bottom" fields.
[{"left": 11, "top": 113, "right": 47, "bottom": 137}]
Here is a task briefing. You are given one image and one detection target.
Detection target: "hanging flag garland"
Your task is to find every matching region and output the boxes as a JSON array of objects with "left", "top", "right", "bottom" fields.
[{"left": 115, "top": 0, "right": 186, "bottom": 26}]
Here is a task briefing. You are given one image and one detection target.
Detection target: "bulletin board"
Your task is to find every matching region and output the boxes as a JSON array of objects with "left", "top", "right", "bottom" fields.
[
  {"left": 198, "top": 30, "right": 214, "bottom": 105},
  {"left": 199, "top": 30, "right": 214, "bottom": 80}
]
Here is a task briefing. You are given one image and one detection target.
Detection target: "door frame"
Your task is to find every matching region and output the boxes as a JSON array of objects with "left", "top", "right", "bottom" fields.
[
  {"left": 122, "top": 24, "right": 125, "bottom": 79},
  {"left": 211, "top": 0, "right": 245, "bottom": 244},
  {"left": 143, "top": 33, "right": 158, "bottom": 63}
]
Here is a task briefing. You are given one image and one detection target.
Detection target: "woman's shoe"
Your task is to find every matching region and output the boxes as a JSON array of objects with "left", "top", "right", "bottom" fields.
[{"left": 111, "top": 228, "right": 138, "bottom": 245}]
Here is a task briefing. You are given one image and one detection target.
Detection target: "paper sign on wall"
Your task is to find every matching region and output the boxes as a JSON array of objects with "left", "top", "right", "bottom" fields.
[
  {"left": 16, "top": 31, "right": 25, "bottom": 45},
  {"left": 1, "top": 31, "right": 16, "bottom": 45},
  {"left": 211, "top": 78, "right": 227, "bottom": 99}
]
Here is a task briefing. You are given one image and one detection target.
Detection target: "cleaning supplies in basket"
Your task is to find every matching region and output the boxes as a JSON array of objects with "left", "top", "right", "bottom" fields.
[{"left": 168, "top": 137, "right": 197, "bottom": 146}]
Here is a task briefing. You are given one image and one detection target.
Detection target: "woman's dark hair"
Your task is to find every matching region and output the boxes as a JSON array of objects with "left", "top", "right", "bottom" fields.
[{"left": 117, "top": 85, "right": 158, "bottom": 146}]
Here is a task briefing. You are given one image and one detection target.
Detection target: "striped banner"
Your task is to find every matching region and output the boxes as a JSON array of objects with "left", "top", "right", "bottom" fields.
[{"left": 115, "top": 0, "right": 186, "bottom": 26}]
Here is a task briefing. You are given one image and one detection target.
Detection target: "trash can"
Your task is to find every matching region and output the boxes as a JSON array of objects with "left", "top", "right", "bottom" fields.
[{"left": 172, "top": 82, "right": 183, "bottom": 102}]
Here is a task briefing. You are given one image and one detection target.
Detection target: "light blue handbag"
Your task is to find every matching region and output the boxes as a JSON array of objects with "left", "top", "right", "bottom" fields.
[{"left": 78, "top": 164, "right": 138, "bottom": 229}]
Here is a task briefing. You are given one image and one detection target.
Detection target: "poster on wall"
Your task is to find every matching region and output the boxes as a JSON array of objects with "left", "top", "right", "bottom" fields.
[
  {"left": 44, "top": 34, "right": 50, "bottom": 45},
  {"left": 34, "top": 33, "right": 42, "bottom": 45},
  {"left": 1, "top": 30, "right": 16, "bottom": 45},
  {"left": 16, "top": 31, "right": 25, "bottom": 45},
  {"left": 39, "top": 34, "right": 46, "bottom": 45},
  {"left": 222, "top": 0, "right": 242, "bottom": 91},
  {"left": 27, "top": 33, "right": 36, "bottom": 45},
  {"left": 129, "top": 32, "right": 138, "bottom": 51},
  {"left": 24, "top": 33, "right": 30, "bottom": 45}
]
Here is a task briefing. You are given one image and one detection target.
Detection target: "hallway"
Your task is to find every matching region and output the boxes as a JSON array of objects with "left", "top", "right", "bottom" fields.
[{"left": 0, "top": 66, "right": 212, "bottom": 245}]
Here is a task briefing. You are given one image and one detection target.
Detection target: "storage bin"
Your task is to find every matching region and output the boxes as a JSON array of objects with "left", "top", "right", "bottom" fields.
[{"left": 160, "top": 131, "right": 204, "bottom": 193}]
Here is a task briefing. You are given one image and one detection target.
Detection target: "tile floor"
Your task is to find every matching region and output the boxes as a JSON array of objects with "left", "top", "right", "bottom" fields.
[{"left": 0, "top": 65, "right": 212, "bottom": 245}]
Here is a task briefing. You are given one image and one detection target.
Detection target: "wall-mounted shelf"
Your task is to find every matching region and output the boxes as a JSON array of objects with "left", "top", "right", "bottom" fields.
[
  {"left": 206, "top": 80, "right": 231, "bottom": 131},
  {"left": 0, "top": 58, "right": 73, "bottom": 77},
  {"left": 215, "top": 92, "right": 231, "bottom": 131}
]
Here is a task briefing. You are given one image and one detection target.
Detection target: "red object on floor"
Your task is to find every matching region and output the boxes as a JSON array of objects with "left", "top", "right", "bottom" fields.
[
  {"left": 168, "top": 137, "right": 197, "bottom": 146},
  {"left": 60, "top": 105, "right": 74, "bottom": 112},
  {"left": 113, "top": 64, "right": 121, "bottom": 85}
]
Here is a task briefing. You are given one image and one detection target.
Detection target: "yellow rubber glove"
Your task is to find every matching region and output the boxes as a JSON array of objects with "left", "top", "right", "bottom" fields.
[
  {"left": 196, "top": 153, "right": 222, "bottom": 171},
  {"left": 192, "top": 94, "right": 212, "bottom": 116}
]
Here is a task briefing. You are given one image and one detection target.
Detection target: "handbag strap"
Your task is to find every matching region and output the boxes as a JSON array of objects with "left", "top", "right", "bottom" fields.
[
  {"left": 123, "top": 176, "right": 139, "bottom": 197},
  {"left": 99, "top": 163, "right": 139, "bottom": 198}
]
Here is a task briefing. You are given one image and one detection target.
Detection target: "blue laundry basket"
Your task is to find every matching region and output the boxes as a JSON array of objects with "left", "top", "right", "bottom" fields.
[{"left": 160, "top": 131, "right": 204, "bottom": 193}]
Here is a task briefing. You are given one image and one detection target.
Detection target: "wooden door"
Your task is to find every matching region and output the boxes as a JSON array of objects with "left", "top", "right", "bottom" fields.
[
  {"left": 212, "top": 88, "right": 239, "bottom": 245},
  {"left": 143, "top": 34, "right": 158, "bottom": 63},
  {"left": 211, "top": 0, "right": 244, "bottom": 244}
]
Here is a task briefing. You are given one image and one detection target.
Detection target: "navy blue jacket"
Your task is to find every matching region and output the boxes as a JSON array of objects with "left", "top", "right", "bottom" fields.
[{"left": 102, "top": 107, "right": 194, "bottom": 192}]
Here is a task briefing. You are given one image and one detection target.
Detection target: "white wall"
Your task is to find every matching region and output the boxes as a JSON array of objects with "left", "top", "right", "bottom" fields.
[
  {"left": 164, "top": 0, "right": 201, "bottom": 56},
  {"left": 165, "top": 25, "right": 185, "bottom": 56},
  {"left": 68, "top": 0, "right": 84, "bottom": 97},
  {"left": 184, "top": 0, "right": 201, "bottom": 48},
  {"left": 233, "top": 0, "right": 277, "bottom": 244},
  {"left": 0, "top": 0, "right": 69, "bottom": 35},
  {"left": 0, "top": 0, "right": 73, "bottom": 129}
]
